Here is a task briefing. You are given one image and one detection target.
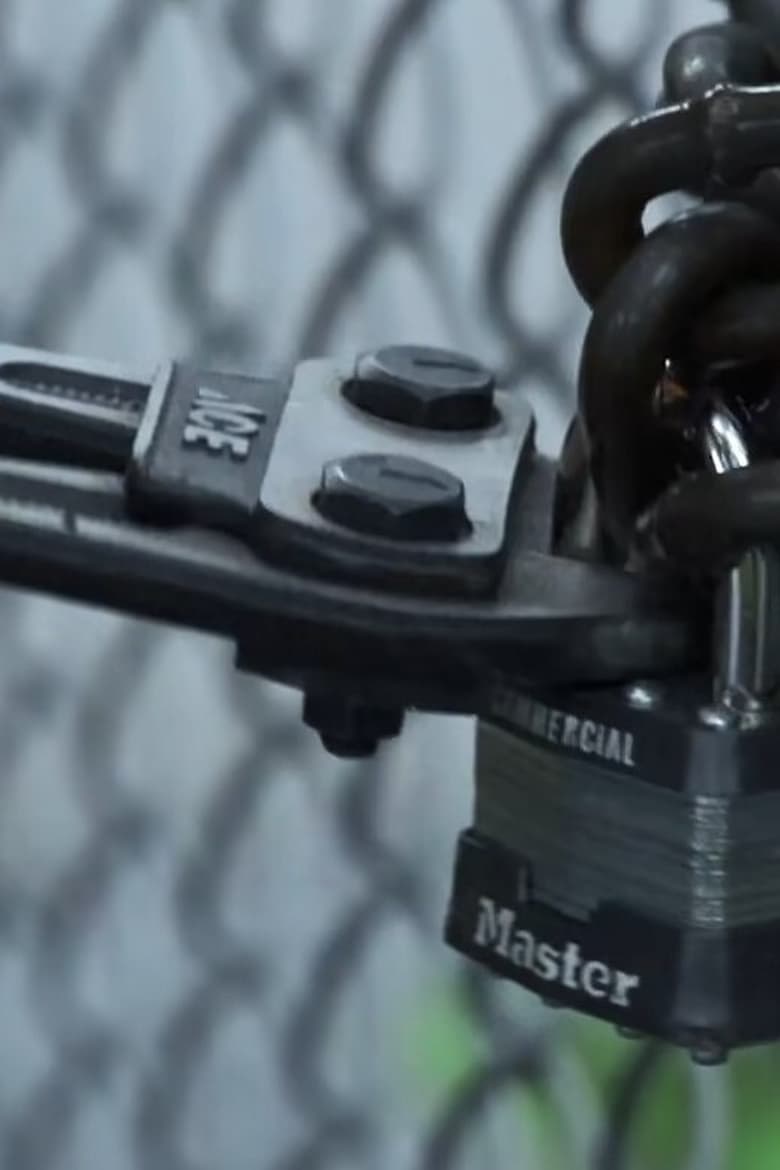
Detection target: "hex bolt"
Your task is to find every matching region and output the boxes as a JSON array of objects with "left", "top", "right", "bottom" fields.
[
  {"left": 313, "top": 452, "right": 469, "bottom": 542},
  {"left": 344, "top": 344, "right": 496, "bottom": 431},
  {"left": 303, "top": 692, "right": 405, "bottom": 758}
]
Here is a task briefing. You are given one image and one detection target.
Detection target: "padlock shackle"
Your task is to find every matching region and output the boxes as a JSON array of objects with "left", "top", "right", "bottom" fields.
[{"left": 702, "top": 400, "right": 780, "bottom": 707}]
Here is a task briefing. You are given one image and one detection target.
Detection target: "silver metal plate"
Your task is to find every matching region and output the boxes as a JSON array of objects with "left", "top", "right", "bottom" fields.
[{"left": 257, "top": 358, "right": 535, "bottom": 595}]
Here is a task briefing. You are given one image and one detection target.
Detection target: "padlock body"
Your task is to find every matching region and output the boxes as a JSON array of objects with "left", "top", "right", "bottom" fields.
[{"left": 445, "top": 680, "right": 780, "bottom": 1055}]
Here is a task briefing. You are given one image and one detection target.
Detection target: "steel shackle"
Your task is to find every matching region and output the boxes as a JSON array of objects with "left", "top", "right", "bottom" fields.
[{"left": 702, "top": 401, "right": 780, "bottom": 709}]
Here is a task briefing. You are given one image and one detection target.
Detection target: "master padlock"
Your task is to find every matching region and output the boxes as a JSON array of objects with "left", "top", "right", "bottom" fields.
[{"left": 446, "top": 398, "right": 780, "bottom": 1062}]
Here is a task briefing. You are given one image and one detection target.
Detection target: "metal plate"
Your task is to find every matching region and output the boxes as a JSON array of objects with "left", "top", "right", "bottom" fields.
[{"left": 257, "top": 358, "right": 536, "bottom": 596}]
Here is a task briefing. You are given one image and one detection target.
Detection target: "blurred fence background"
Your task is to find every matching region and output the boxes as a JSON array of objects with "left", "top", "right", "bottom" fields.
[{"left": 0, "top": 1, "right": 773, "bottom": 1169}]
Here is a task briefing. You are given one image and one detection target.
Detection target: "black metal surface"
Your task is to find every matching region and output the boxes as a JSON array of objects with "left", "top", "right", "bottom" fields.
[
  {"left": 129, "top": 363, "right": 291, "bottom": 532},
  {"left": 562, "top": 82, "right": 780, "bottom": 307},
  {"left": 562, "top": 9, "right": 780, "bottom": 562},
  {"left": 0, "top": 348, "right": 149, "bottom": 467},
  {"left": 578, "top": 202, "right": 780, "bottom": 543},
  {"left": 728, "top": 0, "right": 780, "bottom": 50},
  {"left": 450, "top": 664, "right": 780, "bottom": 1056},
  {"left": 451, "top": 733, "right": 780, "bottom": 1055},
  {"left": 302, "top": 691, "right": 405, "bottom": 758},
  {"left": 663, "top": 22, "right": 776, "bottom": 102},
  {"left": 313, "top": 452, "right": 469, "bottom": 542},
  {"left": 642, "top": 460, "right": 780, "bottom": 572},
  {"left": 346, "top": 345, "right": 496, "bottom": 431}
]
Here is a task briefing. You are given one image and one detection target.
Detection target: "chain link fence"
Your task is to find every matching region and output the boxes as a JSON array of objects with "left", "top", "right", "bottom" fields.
[{"left": 0, "top": 1, "right": 754, "bottom": 1168}]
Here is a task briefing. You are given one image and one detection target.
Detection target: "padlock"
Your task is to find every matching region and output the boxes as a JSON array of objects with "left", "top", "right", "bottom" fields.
[{"left": 445, "top": 397, "right": 780, "bottom": 1063}]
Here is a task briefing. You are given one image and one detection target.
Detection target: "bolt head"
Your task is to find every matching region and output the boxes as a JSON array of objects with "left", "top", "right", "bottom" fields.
[
  {"left": 345, "top": 344, "right": 496, "bottom": 431},
  {"left": 313, "top": 452, "right": 469, "bottom": 542}
]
